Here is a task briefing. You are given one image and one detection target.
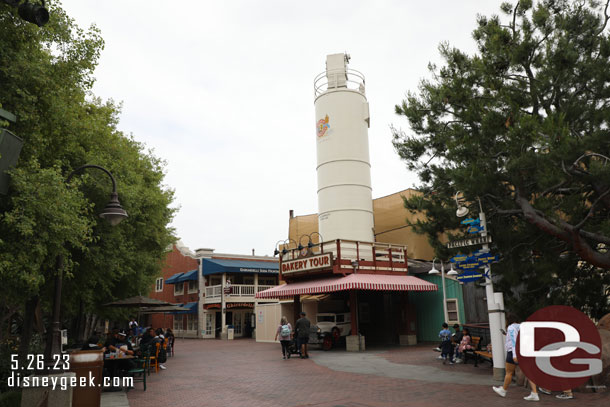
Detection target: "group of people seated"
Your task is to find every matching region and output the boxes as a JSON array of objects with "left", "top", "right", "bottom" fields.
[
  {"left": 436, "top": 322, "right": 473, "bottom": 364},
  {"left": 81, "top": 324, "right": 174, "bottom": 379}
]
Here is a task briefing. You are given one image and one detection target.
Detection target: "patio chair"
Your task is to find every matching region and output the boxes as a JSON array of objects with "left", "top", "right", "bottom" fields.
[{"left": 127, "top": 363, "right": 146, "bottom": 391}]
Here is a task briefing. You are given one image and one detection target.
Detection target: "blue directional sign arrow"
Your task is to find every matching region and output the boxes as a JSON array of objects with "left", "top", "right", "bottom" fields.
[
  {"left": 467, "top": 225, "right": 485, "bottom": 234},
  {"left": 450, "top": 254, "right": 468, "bottom": 263},
  {"left": 460, "top": 218, "right": 481, "bottom": 226},
  {"left": 456, "top": 270, "right": 485, "bottom": 283}
]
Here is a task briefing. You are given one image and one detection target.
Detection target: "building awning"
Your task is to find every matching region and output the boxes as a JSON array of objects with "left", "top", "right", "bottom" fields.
[
  {"left": 177, "top": 269, "right": 198, "bottom": 283},
  {"left": 172, "top": 302, "right": 198, "bottom": 314},
  {"left": 255, "top": 274, "right": 437, "bottom": 299},
  {"left": 202, "top": 258, "right": 278, "bottom": 276},
  {"left": 165, "top": 272, "right": 184, "bottom": 284}
]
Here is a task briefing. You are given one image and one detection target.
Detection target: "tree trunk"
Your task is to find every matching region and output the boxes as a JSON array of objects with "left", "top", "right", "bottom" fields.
[{"left": 18, "top": 296, "right": 39, "bottom": 365}]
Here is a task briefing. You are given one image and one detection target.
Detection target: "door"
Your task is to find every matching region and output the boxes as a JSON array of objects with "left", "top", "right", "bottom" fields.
[
  {"left": 202, "top": 312, "right": 215, "bottom": 338},
  {"left": 233, "top": 312, "right": 243, "bottom": 336}
]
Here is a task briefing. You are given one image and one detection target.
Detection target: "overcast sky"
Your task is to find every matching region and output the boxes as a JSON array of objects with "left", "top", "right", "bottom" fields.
[{"left": 59, "top": 0, "right": 501, "bottom": 256}]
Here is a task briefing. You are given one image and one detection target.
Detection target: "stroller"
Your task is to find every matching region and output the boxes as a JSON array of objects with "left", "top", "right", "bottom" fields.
[{"left": 286, "top": 338, "right": 301, "bottom": 358}]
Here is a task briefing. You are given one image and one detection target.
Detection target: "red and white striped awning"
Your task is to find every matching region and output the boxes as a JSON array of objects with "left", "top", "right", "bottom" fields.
[{"left": 255, "top": 273, "right": 437, "bottom": 299}]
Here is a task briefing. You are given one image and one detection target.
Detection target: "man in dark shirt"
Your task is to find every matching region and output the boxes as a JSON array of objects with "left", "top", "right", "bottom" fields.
[
  {"left": 295, "top": 312, "right": 311, "bottom": 359},
  {"left": 451, "top": 324, "right": 462, "bottom": 362}
]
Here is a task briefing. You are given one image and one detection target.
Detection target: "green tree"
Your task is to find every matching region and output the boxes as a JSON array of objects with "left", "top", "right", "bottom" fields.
[
  {"left": 0, "top": 0, "right": 175, "bottom": 364},
  {"left": 393, "top": 0, "right": 610, "bottom": 318}
]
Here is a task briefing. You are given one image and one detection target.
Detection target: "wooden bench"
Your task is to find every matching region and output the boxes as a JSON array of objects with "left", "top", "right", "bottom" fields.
[
  {"left": 462, "top": 336, "right": 481, "bottom": 365},
  {"left": 474, "top": 350, "right": 493, "bottom": 367}
]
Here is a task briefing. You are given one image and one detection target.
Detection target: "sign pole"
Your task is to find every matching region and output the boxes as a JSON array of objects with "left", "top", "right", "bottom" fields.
[{"left": 479, "top": 208, "right": 506, "bottom": 381}]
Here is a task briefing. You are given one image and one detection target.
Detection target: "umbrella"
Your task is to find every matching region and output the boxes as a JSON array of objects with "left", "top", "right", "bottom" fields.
[{"left": 103, "top": 295, "right": 172, "bottom": 307}]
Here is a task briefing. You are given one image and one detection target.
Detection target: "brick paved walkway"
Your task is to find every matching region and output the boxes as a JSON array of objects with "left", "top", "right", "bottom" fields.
[{"left": 126, "top": 339, "right": 608, "bottom": 407}]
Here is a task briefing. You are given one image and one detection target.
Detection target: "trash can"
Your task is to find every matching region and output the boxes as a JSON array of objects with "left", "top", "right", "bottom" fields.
[
  {"left": 69, "top": 350, "right": 104, "bottom": 407},
  {"left": 228, "top": 325, "right": 234, "bottom": 340}
]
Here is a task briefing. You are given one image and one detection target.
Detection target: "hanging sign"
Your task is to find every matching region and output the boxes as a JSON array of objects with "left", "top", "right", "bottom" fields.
[
  {"left": 446, "top": 235, "right": 492, "bottom": 249},
  {"left": 460, "top": 218, "right": 481, "bottom": 226},
  {"left": 456, "top": 269, "right": 485, "bottom": 283}
]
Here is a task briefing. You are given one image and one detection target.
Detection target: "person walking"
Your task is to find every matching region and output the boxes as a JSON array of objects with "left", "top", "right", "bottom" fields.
[
  {"left": 295, "top": 311, "right": 311, "bottom": 359},
  {"left": 492, "top": 314, "right": 540, "bottom": 401},
  {"left": 274, "top": 316, "right": 293, "bottom": 359}
]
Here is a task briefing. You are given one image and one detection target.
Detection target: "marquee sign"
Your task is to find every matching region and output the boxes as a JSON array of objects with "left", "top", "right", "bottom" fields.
[{"left": 281, "top": 253, "right": 333, "bottom": 275}]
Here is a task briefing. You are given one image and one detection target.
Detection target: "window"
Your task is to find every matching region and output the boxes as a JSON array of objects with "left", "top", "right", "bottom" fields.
[
  {"left": 155, "top": 278, "right": 163, "bottom": 292},
  {"left": 188, "top": 280, "right": 197, "bottom": 294},
  {"left": 187, "top": 314, "right": 197, "bottom": 331},
  {"left": 173, "top": 315, "right": 182, "bottom": 331},
  {"left": 336, "top": 314, "right": 344, "bottom": 323},
  {"left": 174, "top": 283, "right": 184, "bottom": 295},
  {"left": 446, "top": 299, "right": 460, "bottom": 324}
]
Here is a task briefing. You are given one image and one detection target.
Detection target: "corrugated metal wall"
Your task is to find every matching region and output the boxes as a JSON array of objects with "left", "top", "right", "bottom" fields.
[{"left": 409, "top": 275, "right": 466, "bottom": 343}]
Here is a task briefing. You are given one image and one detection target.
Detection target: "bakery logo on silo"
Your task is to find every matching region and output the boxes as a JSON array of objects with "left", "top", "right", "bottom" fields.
[
  {"left": 317, "top": 115, "right": 330, "bottom": 137},
  {"left": 516, "top": 305, "right": 602, "bottom": 391}
]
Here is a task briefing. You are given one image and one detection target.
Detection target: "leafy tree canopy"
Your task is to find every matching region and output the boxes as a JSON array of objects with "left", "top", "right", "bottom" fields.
[
  {"left": 393, "top": 0, "right": 610, "bottom": 318},
  {"left": 0, "top": 1, "right": 175, "bottom": 326}
]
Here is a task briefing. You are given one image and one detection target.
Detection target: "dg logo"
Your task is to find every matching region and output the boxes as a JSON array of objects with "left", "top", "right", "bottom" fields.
[{"left": 516, "top": 305, "right": 603, "bottom": 391}]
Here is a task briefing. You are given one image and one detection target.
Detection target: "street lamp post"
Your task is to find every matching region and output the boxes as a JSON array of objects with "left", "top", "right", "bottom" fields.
[
  {"left": 44, "top": 164, "right": 128, "bottom": 365},
  {"left": 455, "top": 193, "right": 506, "bottom": 381},
  {"left": 428, "top": 258, "right": 458, "bottom": 323}
]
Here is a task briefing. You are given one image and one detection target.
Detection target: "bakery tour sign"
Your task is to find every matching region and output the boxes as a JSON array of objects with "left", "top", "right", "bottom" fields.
[{"left": 281, "top": 253, "right": 333, "bottom": 276}]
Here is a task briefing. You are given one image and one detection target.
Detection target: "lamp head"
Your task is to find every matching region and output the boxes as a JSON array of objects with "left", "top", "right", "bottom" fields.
[
  {"left": 447, "top": 263, "right": 458, "bottom": 276},
  {"left": 456, "top": 206, "right": 469, "bottom": 217},
  {"left": 99, "top": 192, "right": 128, "bottom": 226}
]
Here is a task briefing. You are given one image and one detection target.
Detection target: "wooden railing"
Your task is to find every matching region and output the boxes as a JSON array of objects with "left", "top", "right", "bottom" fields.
[{"left": 280, "top": 239, "right": 408, "bottom": 274}]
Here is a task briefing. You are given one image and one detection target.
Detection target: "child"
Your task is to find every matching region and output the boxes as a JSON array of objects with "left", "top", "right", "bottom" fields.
[
  {"left": 438, "top": 323, "right": 453, "bottom": 364},
  {"left": 454, "top": 328, "right": 472, "bottom": 362}
]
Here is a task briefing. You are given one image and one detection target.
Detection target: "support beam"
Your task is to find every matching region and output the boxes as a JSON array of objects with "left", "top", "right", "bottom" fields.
[{"left": 349, "top": 290, "right": 358, "bottom": 335}]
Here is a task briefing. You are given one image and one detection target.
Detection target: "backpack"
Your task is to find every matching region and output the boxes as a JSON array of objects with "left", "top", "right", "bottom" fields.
[{"left": 280, "top": 324, "right": 291, "bottom": 337}]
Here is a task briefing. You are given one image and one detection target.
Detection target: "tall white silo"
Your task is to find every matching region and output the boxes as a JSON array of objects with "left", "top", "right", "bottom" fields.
[{"left": 314, "top": 53, "right": 374, "bottom": 243}]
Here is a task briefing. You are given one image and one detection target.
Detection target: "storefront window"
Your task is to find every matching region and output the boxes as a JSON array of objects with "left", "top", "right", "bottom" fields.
[
  {"left": 187, "top": 314, "right": 197, "bottom": 331},
  {"left": 173, "top": 316, "right": 182, "bottom": 331}
]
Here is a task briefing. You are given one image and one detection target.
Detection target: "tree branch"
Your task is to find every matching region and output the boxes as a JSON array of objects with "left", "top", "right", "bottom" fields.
[
  {"left": 573, "top": 188, "right": 610, "bottom": 230},
  {"left": 596, "top": 0, "right": 610, "bottom": 36},
  {"left": 516, "top": 190, "right": 610, "bottom": 269}
]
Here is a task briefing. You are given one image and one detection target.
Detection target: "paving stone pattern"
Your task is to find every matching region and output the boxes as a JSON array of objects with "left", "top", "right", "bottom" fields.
[{"left": 127, "top": 339, "right": 609, "bottom": 407}]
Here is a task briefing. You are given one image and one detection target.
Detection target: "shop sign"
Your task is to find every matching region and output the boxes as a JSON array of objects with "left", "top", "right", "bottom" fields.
[
  {"left": 281, "top": 253, "right": 333, "bottom": 275},
  {"left": 446, "top": 235, "right": 492, "bottom": 249}
]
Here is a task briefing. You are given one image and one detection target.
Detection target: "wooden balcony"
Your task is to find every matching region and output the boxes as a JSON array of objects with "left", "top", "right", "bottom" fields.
[{"left": 280, "top": 239, "right": 408, "bottom": 280}]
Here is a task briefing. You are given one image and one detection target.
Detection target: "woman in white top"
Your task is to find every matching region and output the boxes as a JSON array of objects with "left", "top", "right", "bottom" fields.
[{"left": 493, "top": 314, "right": 540, "bottom": 402}]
